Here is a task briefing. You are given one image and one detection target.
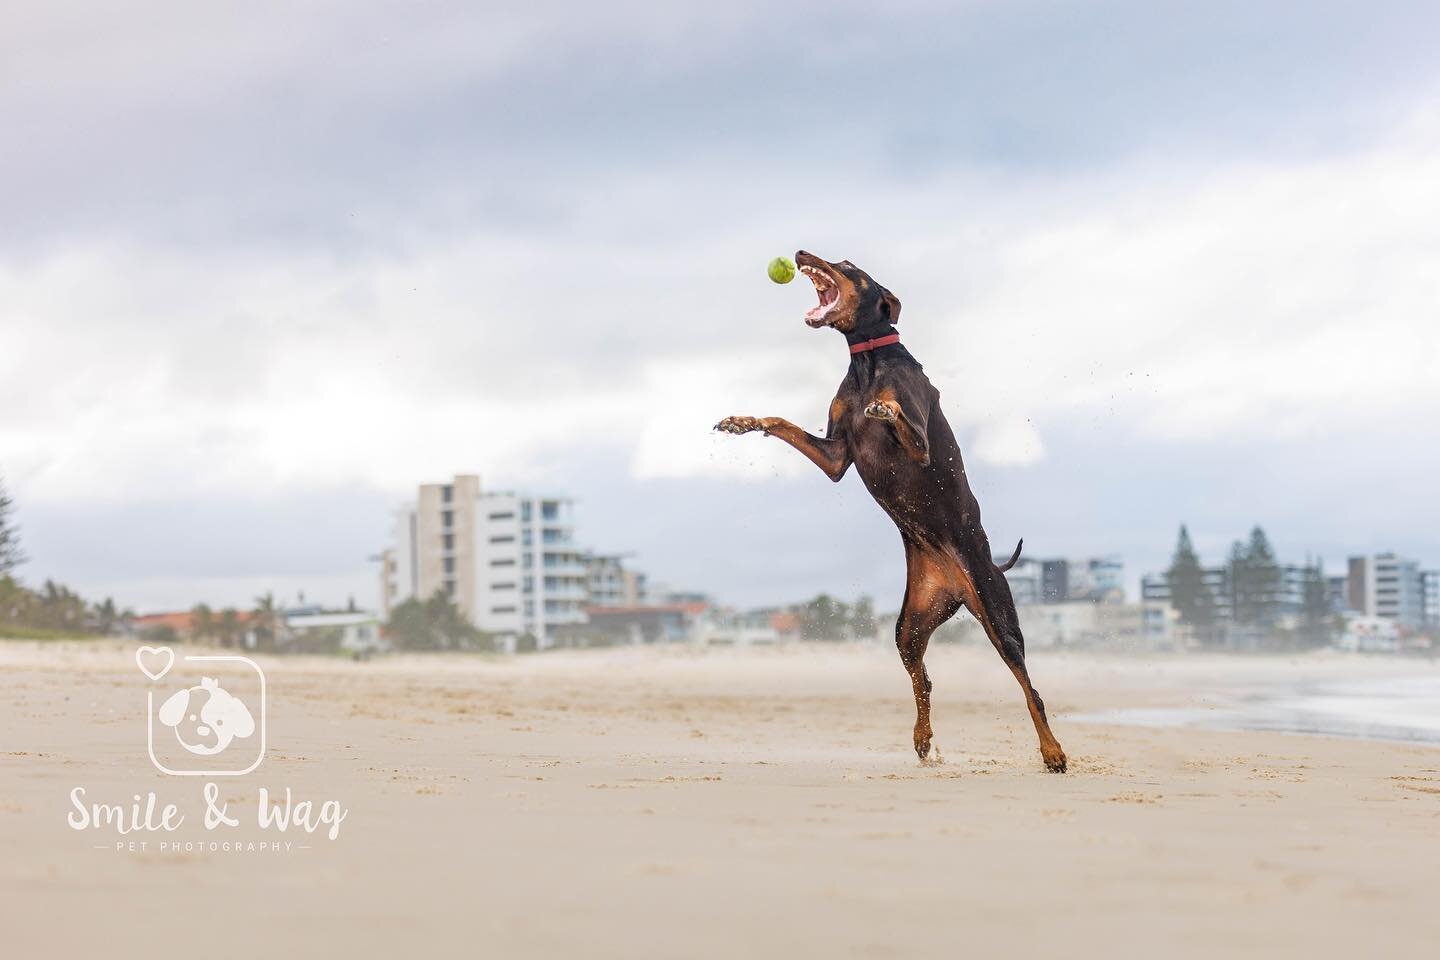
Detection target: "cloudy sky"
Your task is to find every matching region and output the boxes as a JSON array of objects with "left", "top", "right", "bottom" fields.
[{"left": 4, "top": 1, "right": 1440, "bottom": 613}]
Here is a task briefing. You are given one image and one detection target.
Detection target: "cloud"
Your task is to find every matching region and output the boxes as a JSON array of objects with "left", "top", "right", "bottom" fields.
[
  {"left": 971, "top": 418, "right": 1046, "bottom": 467},
  {"left": 5, "top": 1, "right": 1440, "bottom": 609},
  {"left": 5, "top": 111, "right": 1440, "bottom": 508}
]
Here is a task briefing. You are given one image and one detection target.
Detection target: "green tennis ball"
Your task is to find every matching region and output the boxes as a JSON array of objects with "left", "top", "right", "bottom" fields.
[{"left": 767, "top": 255, "right": 796, "bottom": 284}]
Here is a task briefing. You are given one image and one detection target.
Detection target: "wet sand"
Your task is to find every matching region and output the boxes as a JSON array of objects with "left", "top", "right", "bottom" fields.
[{"left": 3, "top": 640, "right": 1439, "bottom": 958}]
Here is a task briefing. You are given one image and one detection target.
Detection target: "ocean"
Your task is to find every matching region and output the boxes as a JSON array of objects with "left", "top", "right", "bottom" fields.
[{"left": 1071, "top": 672, "right": 1440, "bottom": 746}]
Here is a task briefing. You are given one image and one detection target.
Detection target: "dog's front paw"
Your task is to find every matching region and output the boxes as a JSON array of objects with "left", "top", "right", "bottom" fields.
[
  {"left": 714, "top": 415, "right": 762, "bottom": 435},
  {"left": 863, "top": 400, "right": 898, "bottom": 422}
]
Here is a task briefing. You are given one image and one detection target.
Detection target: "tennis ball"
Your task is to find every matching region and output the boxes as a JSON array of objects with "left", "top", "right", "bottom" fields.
[{"left": 767, "top": 255, "right": 796, "bottom": 284}]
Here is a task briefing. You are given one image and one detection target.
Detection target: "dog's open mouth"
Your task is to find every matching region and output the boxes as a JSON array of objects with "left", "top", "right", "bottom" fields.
[{"left": 801, "top": 264, "right": 841, "bottom": 327}]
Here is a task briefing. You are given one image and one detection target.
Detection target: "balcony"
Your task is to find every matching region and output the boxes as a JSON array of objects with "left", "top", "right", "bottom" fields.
[{"left": 541, "top": 562, "right": 588, "bottom": 577}]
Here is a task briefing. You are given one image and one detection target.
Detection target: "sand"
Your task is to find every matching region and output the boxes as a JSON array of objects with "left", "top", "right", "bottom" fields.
[{"left": 3, "top": 639, "right": 1439, "bottom": 958}]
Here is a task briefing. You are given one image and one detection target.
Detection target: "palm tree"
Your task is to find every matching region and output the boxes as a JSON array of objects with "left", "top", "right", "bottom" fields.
[{"left": 251, "top": 593, "right": 280, "bottom": 650}]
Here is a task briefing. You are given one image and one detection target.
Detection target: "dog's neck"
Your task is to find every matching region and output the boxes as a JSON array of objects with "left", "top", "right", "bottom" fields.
[
  {"left": 844, "top": 323, "right": 902, "bottom": 385},
  {"left": 844, "top": 324, "right": 899, "bottom": 353}
]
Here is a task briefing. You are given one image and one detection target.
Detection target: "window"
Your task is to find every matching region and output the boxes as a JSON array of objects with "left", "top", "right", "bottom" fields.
[
  {"left": 488, "top": 511, "right": 514, "bottom": 521},
  {"left": 521, "top": 502, "right": 532, "bottom": 522},
  {"left": 490, "top": 558, "right": 516, "bottom": 567},
  {"left": 490, "top": 535, "right": 515, "bottom": 544},
  {"left": 443, "top": 558, "right": 455, "bottom": 574},
  {"left": 542, "top": 501, "right": 559, "bottom": 521},
  {"left": 491, "top": 606, "right": 517, "bottom": 615},
  {"left": 443, "top": 534, "right": 454, "bottom": 551},
  {"left": 492, "top": 582, "right": 517, "bottom": 591},
  {"left": 442, "top": 485, "right": 453, "bottom": 503},
  {"left": 444, "top": 580, "right": 456, "bottom": 597},
  {"left": 441, "top": 510, "right": 453, "bottom": 527}
]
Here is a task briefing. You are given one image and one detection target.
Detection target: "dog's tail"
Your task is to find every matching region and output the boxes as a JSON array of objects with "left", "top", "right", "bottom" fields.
[{"left": 995, "top": 538, "right": 1024, "bottom": 572}]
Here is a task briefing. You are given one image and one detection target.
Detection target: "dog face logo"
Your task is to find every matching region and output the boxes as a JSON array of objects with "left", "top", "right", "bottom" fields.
[
  {"left": 158, "top": 677, "right": 255, "bottom": 756},
  {"left": 139, "top": 647, "right": 266, "bottom": 776}
]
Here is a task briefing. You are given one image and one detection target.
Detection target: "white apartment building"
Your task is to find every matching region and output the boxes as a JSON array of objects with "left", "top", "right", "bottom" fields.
[
  {"left": 383, "top": 474, "right": 592, "bottom": 646},
  {"left": 1423, "top": 569, "right": 1439, "bottom": 629},
  {"left": 1347, "top": 553, "right": 1425, "bottom": 630},
  {"left": 1005, "top": 555, "right": 1126, "bottom": 606}
]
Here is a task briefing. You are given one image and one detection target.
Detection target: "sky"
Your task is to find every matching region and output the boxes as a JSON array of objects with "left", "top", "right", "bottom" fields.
[{"left": 3, "top": 1, "right": 1440, "bottom": 613}]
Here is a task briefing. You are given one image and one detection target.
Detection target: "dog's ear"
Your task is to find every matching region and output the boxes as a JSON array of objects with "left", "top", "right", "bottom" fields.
[
  {"left": 879, "top": 285, "right": 901, "bottom": 325},
  {"left": 225, "top": 697, "right": 256, "bottom": 738},
  {"left": 158, "top": 688, "right": 190, "bottom": 728}
]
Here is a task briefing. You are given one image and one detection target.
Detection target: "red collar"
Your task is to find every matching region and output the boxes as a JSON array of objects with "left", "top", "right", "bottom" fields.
[{"left": 849, "top": 333, "right": 900, "bottom": 355}]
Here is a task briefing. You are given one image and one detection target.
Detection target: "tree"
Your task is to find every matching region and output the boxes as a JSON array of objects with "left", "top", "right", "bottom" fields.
[
  {"left": 795, "top": 593, "right": 852, "bottom": 642},
  {"left": 91, "top": 597, "right": 119, "bottom": 635},
  {"left": 190, "top": 604, "right": 215, "bottom": 644},
  {"left": 1165, "top": 526, "right": 1216, "bottom": 631},
  {"left": 850, "top": 595, "right": 878, "bottom": 639},
  {"left": 1232, "top": 526, "right": 1281, "bottom": 627},
  {"left": 36, "top": 579, "right": 86, "bottom": 631},
  {"left": 251, "top": 593, "right": 279, "bottom": 650},
  {"left": 217, "top": 608, "right": 242, "bottom": 648},
  {"left": 386, "top": 591, "right": 489, "bottom": 651},
  {"left": 1298, "top": 557, "right": 1333, "bottom": 648},
  {"left": 0, "top": 476, "right": 25, "bottom": 576}
]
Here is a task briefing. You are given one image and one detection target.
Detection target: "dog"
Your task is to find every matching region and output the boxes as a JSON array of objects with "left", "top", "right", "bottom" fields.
[
  {"left": 715, "top": 250, "right": 1066, "bottom": 772},
  {"left": 158, "top": 676, "right": 255, "bottom": 756}
]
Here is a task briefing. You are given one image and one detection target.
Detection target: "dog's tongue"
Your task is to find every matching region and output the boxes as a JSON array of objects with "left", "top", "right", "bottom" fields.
[{"left": 805, "top": 285, "right": 839, "bottom": 323}]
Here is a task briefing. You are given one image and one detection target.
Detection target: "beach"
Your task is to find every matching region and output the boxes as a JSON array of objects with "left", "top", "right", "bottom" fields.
[{"left": 4, "top": 639, "right": 1439, "bottom": 958}]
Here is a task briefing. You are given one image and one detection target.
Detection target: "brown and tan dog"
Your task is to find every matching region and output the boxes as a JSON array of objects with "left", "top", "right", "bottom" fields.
[{"left": 716, "top": 251, "right": 1066, "bottom": 772}]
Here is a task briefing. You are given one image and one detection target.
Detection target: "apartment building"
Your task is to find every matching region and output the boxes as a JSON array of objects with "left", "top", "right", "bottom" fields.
[
  {"left": 586, "top": 554, "right": 649, "bottom": 607},
  {"left": 383, "top": 474, "right": 596, "bottom": 646},
  {"left": 1006, "top": 556, "right": 1125, "bottom": 605},
  {"left": 1425, "top": 570, "right": 1439, "bottom": 629},
  {"left": 1347, "top": 553, "right": 1426, "bottom": 629}
]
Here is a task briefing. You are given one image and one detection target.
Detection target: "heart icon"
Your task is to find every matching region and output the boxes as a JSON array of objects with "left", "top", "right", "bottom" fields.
[{"left": 135, "top": 645, "right": 175, "bottom": 682}]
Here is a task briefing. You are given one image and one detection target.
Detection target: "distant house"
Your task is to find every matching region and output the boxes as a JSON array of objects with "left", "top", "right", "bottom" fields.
[
  {"left": 131, "top": 609, "right": 257, "bottom": 644},
  {"left": 570, "top": 603, "right": 705, "bottom": 646},
  {"left": 1337, "top": 616, "right": 1400, "bottom": 653},
  {"left": 284, "top": 610, "right": 385, "bottom": 654}
]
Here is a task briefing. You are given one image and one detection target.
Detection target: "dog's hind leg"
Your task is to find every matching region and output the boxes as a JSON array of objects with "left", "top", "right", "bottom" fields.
[
  {"left": 895, "top": 546, "right": 962, "bottom": 762},
  {"left": 965, "top": 563, "right": 1067, "bottom": 772}
]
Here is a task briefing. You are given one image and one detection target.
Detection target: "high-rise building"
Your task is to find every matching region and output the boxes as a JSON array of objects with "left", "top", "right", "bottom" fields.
[
  {"left": 383, "top": 474, "right": 608, "bottom": 646},
  {"left": 1347, "top": 553, "right": 1426, "bottom": 629},
  {"left": 1423, "top": 570, "right": 1439, "bottom": 629},
  {"left": 1007, "top": 556, "right": 1125, "bottom": 605}
]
